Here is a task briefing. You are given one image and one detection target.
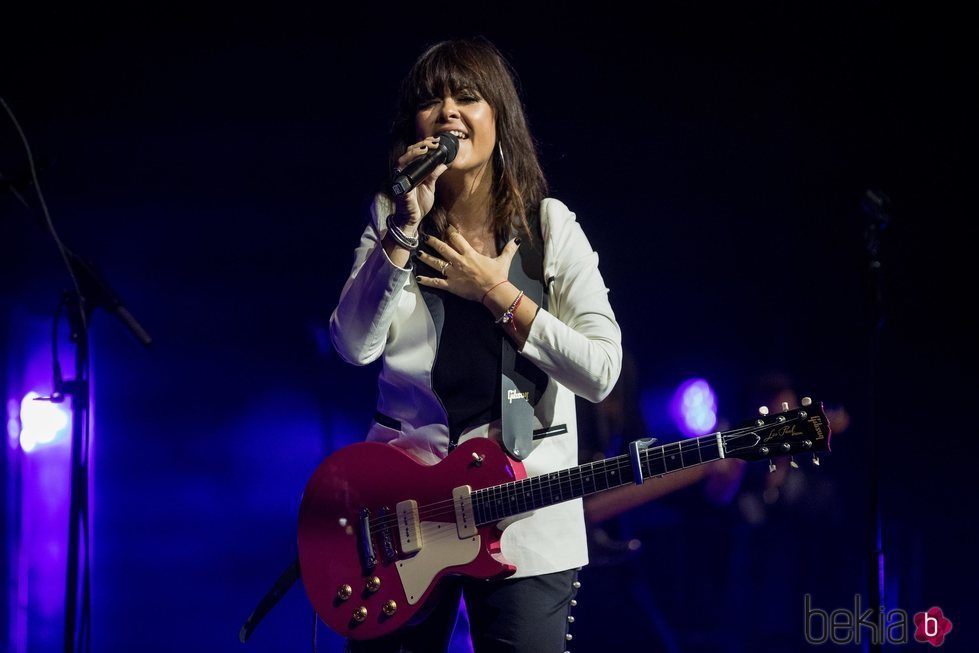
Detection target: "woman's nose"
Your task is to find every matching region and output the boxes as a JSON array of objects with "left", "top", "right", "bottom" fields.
[{"left": 438, "top": 97, "right": 460, "bottom": 120}]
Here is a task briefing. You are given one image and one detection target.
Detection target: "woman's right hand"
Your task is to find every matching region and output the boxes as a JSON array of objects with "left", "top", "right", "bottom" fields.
[{"left": 392, "top": 136, "right": 448, "bottom": 229}]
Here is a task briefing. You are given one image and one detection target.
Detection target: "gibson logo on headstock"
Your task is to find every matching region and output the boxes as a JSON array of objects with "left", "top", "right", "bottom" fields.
[
  {"left": 507, "top": 389, "right": 530, "bottom": 404},
  {"left": 808, "top": 415, "right": 826, "bottom": 440},
  {"left": 764, "top": 424, "right": 803, "bottom": 443}
]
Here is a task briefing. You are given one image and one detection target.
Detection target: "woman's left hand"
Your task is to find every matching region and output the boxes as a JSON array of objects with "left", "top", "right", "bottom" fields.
[{"left": 415, "top": 226, "right": 521, "bottom": 303}]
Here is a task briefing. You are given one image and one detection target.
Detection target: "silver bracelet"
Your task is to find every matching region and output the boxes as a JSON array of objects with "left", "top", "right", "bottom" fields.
[{"left": 386, "top": 214, "right": 420, "bottom": 251}]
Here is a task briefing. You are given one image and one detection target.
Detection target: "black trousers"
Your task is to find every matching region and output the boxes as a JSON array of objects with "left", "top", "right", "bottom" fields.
[{"left": 346, "top": 568, "right": 580, "bottom": 653}]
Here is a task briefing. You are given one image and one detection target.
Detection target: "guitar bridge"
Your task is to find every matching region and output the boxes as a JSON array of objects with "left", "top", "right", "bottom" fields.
[{"left": 357, "top": 508, "right": 377, "bottom": 571}]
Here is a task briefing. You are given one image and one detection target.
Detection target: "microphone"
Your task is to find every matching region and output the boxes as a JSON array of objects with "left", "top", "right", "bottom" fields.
[{"left": 390, "top": 133, "right": 459, "bottom": 196}]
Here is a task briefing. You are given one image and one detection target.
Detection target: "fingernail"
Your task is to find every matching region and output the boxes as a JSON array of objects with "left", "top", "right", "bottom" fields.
[
  {"left": 515, "top": 237, "right": 522, "bottom": 245},
  {"left": 420, "top": 232, "right": 429, "bottom": 242}
]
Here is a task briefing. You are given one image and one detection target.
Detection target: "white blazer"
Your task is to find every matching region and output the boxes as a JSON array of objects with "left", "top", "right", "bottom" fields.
[{"left": 330, "top": 193, "right": 623, "bottom": 577}]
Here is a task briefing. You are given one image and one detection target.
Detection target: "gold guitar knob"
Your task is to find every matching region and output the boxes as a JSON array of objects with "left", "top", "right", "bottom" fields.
[
  {"left": 366, "top": 576, "right": 382, "bottom": 592},
  {"left": 337, "top": 584, "right": 353, "bottom": 600},
  {"left": 352, "top": 606, "right": 368, "bottom": 622},
  {"left": 383, "top": 600, "right": 397, "bottom": 616}
]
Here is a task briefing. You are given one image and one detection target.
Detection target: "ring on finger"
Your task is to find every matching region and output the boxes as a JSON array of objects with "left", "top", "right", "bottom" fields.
[{"left": 439, "top": 260, "right": 450, "bottom": 275}]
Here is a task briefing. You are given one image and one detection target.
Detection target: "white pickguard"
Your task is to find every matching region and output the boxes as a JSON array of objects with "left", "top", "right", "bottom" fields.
[{"left": 395, "top": 521, "right": 480, "bottom": 604}]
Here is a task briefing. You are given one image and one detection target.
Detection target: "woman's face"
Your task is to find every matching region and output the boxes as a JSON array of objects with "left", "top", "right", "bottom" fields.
[{"left": 414, "top": 87, "right": 496, "bottom": 177}]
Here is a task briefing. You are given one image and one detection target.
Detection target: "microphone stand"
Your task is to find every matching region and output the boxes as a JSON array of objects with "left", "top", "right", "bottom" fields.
[
  {"left": 57, "top": 251, "right": 153, "bottom": 653},
  {"left": 6, "top": 174, "right": 153, "bottom": 653},
  {"left": 59, "top": 288, "right": 92, "bottom": 653},
  {"left": 861, "top": 189, "right": 889, "bottom": 653}
]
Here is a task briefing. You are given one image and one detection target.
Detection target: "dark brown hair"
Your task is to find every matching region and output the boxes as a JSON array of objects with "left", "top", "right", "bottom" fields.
[{"left": 386, "top": 37, "right": 547, "bottom": 244}]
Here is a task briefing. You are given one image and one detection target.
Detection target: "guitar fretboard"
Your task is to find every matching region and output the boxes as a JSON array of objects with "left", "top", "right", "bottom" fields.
[{"left": 472, "top": 434, "right": 724, "bottom": 526}]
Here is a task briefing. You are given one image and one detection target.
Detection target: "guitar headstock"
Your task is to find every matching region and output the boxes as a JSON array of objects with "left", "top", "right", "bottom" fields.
[{"left": 722, "top": 397, "right": 832, "bottom": 469}]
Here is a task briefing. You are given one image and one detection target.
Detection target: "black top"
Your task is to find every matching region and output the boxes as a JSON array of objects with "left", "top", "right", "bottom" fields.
[{"left": 431, "top": 287, "right": 502, "bottom": 442}]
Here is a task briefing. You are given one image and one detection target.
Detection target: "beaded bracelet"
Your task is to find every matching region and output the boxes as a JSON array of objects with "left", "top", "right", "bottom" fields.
[
  {"left": 385, "top": 214, "right": 419, "bottom": 251},
  {"left": 495, "top": 290, "right": 525, "bottom": 329}
]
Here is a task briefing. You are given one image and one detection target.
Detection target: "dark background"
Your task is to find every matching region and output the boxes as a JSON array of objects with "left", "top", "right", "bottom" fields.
[{"left": 2, "top": 3, "right": 976, "bottom": 651}]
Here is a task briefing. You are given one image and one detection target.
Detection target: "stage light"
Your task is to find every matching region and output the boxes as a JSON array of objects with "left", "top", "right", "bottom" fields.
[
  {"left": 669, "top": 377, "right": 717, "bottom": 437},
  {"left": 18, "top": 391, "right": 71, "bottom": 453}
]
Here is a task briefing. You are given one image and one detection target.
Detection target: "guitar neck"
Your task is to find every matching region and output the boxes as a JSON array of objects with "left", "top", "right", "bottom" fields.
[{"left": 472, "top": 433, "right": 724, "bottom": 526}]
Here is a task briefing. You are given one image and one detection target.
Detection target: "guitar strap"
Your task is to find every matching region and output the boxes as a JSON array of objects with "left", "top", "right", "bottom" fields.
[{"left": 499, "top": 210, "right": 550, "bottom": 460}]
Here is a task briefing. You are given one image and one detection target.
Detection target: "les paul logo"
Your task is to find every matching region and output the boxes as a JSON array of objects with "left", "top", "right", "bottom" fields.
[{"left": 764, "top": 424, "right": 803, "bottom": 443}]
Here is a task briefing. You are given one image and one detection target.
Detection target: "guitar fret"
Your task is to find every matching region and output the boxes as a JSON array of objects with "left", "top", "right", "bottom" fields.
[
  {"left": 508, "top": 481, "right": 520, "bottom": 517},
  {"left": 472, "top": 491, "right": 484, "bottom": 524},
  {"left": 488, "top": 483, "right": 499, "bottom": 522},
  {"left": 558, "top": 469, "right": 570, "bottom": 503},
  {"left": 680, "top": 438, "right": 701, "bottom": 467},
  {"left": 532, "top": 474, "right": 545, "bottom": 509}
]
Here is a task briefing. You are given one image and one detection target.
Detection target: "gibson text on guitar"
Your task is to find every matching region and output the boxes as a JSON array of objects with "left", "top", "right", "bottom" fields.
[{"left": 297, "top": 399, "right": 831, "bottom": 640}]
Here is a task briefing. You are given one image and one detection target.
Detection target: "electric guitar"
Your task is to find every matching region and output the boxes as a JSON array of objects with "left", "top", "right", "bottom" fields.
[{"left": 297, "top": 399, "right": 831, "bottom": 640}]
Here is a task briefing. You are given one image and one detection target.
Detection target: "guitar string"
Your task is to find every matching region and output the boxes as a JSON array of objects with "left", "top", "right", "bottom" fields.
[{"left": 363, "top": 415, "right": 817, "bottom": 535}]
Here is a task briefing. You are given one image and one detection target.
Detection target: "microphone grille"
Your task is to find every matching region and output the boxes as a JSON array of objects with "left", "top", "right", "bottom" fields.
[{"left": 440, "top": 132, "right": 460, "bottom": 163}]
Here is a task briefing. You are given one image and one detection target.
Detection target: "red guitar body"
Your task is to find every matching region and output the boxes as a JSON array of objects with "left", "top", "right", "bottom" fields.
[{"left": 297, "top": 437, "right": 527, "bottom": 640}]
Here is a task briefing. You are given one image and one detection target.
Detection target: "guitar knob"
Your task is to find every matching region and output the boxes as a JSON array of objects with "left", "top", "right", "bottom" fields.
[
  {"left": 352, "top": 606, "right": 368, "bottom": 622},
  {"left": 471, "top": 452, "right": 484, "bottom": 466},
  {"left": 337, "top": 584, "right": 352, "bottom": 600},
  {"left": 383, "top": 600, "right": 398, "bottom": 616},
  {"left": 366, "top": 576, "right": 382, "bottom": 592}
]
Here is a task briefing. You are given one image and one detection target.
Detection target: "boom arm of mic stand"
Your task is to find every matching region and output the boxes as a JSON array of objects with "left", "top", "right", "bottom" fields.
[{"left": 64, "top": 249, "right": 153, "bottom": 348}]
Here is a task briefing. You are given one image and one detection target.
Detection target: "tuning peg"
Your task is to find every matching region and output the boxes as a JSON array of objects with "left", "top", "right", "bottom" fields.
[
  {"left": 758, "top": 405, "right": 769, "bottom": 416},
  {"left": 801, "top": 396, "right": 812, "bottom": 406},
  {"left": 781, "top": 401, "right": 790, "bottom": 412},
  {"left": 768, "top": 459, "right": 777, "bottom": 473},
  {"left": 812, "top": 453, "right": 821, "bottom": 466},
  {"left": 789, "top": 456, "right": 799, "bottom": 469}
]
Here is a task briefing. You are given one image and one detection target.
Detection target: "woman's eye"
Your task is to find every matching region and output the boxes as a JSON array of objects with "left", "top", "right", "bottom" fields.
[{"left": 417, "top": 98, "right": 438, "bottom": 109}]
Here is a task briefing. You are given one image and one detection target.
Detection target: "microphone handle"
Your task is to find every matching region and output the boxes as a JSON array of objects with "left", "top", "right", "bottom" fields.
[{"left": 390, "top": 135, "right": 459, "bottom": 196}]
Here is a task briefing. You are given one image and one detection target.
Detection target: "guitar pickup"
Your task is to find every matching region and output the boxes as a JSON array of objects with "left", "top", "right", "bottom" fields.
[
  {"left": 377, "top": 506, "right": 398, "bottom": 563},
  {"left": 452, "top": 486, "right": 477, "bottom": 538},
  {"left": 396, "top": 500, "right": 422, "bottom": 555}
]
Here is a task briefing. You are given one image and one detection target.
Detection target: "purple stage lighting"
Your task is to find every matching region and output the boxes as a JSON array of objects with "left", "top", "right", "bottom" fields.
[
  {"left": 18, "top": 391, "right": 71, "bottom": 453},
  {"left": 669, "top": 377, "right": 718, "bottom": 437}
]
